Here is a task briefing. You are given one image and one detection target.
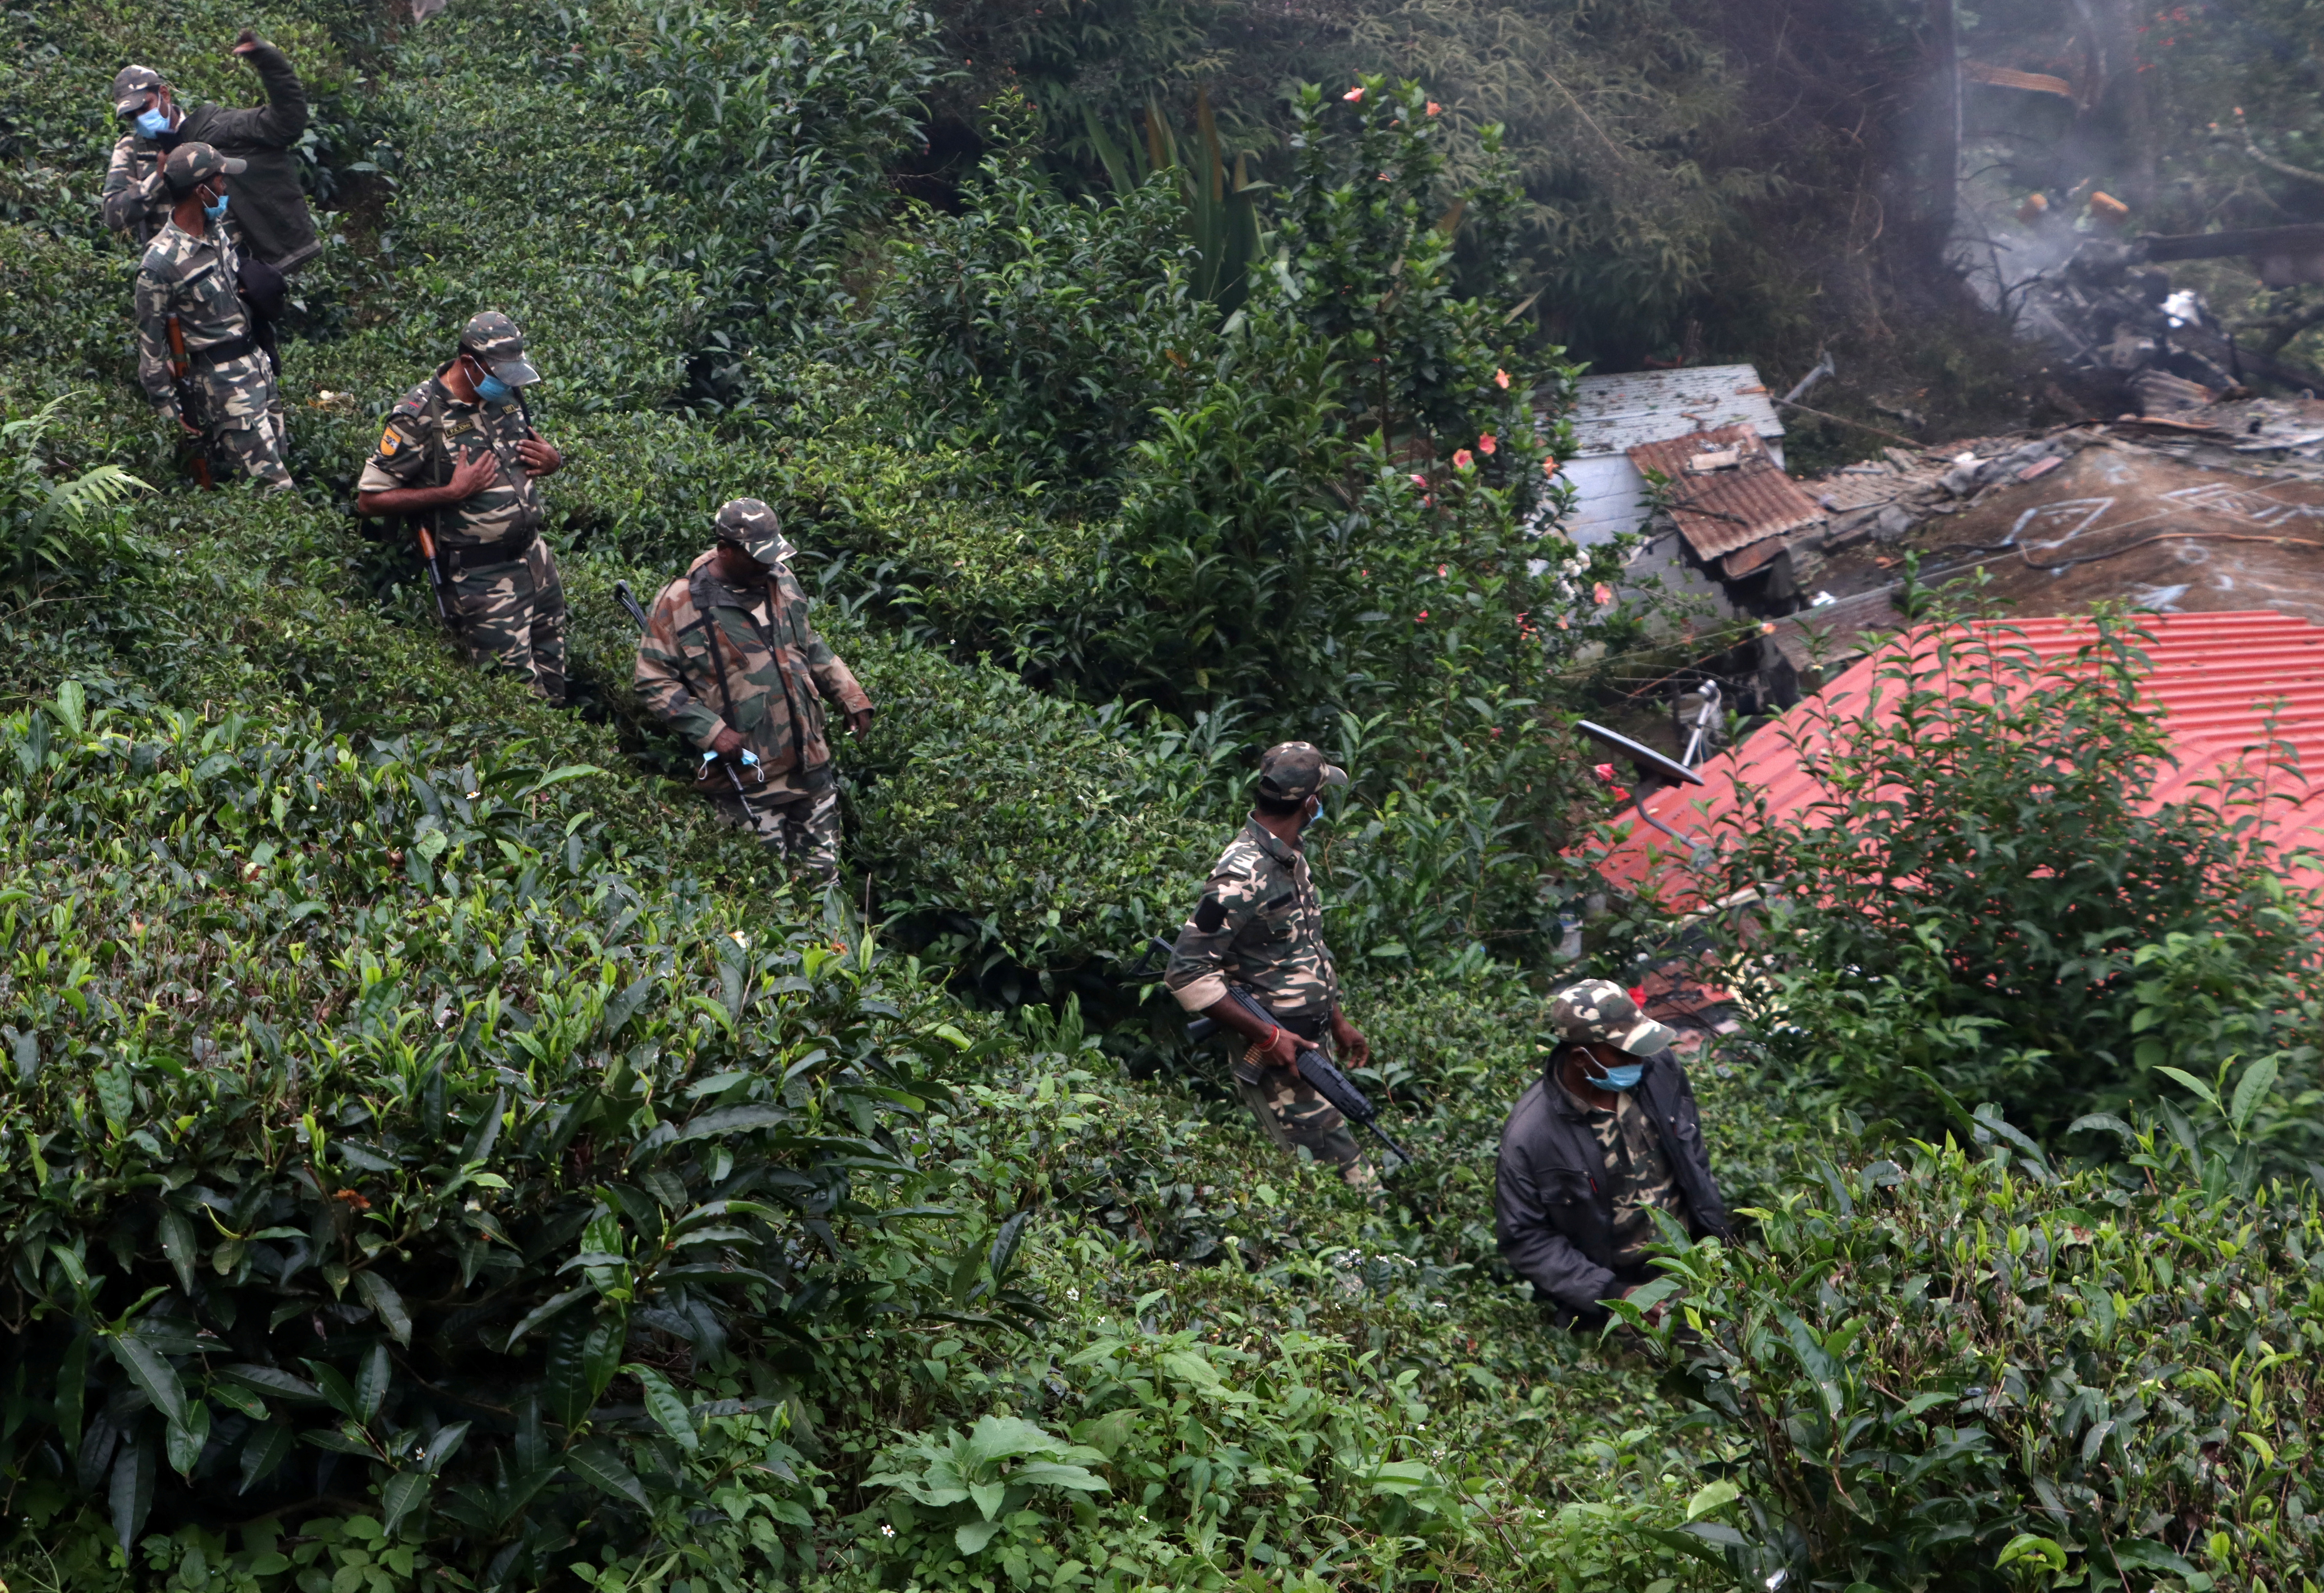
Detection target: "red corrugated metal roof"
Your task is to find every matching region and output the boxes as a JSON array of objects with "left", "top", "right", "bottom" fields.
[
  {"left": 1627, "top": 424, "right": 1827, "bottom": 561},
  {"left": 1592, "top": 610, "right": 2324, "bottom": 903}
]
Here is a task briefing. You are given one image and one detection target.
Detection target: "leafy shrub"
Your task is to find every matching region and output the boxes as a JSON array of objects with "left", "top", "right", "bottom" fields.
[
  {"left": 865, "top": 1412, "right": 1110, "bottom": 1565},
  {"left": 1690, "top": 608, "right": 2324, "bottom": 1139},
  {"left": 0, "top": 395, "right": 146, "bottom": 608},
  {"left": 1629, "top": 1100, "right": 2324, "bottom": 1591},
  {"left": 876, "top": 96, "right": 1217, "bottom": 491},
  {"left": 0, "top": 688, "right": 968, "bottom": 1582}
]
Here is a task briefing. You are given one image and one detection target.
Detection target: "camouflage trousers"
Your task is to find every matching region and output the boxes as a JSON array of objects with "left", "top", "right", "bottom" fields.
[
  {"left": 447, "top": 538, "right": 566, "bottom": 706},
  {"left": 200, "top": 353, "right": 291, "bottom": 491},
  {"left": 707, "top": 776, "right": 841, "bottom": 886},
  {"left": 1233, "top": 1040, "right": 1374, "bottom": 1189}
]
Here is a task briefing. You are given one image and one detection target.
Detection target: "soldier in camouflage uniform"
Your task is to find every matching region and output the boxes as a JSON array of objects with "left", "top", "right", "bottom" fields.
[
  {"left": 354, "top": 313, "right": 568, "bottom": 704},
  {"left": 633, "top": 499, "right": 874, "bottom": 885},
  {"left": 1166, "top": 742, "right": 1377, "bottom": 1188},
  {"left": 1494, "top": 979, "right": 1731, "bottom": 1331},
  {"left": 101, "top": 37, "right": 319, "bottom": 272},
  {"left": 132, "top": 144, "right": 293, "bottom": 493}
]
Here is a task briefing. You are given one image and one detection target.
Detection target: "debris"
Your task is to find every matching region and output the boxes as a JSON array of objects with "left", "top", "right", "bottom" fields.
[{"left": 2088, "top": 191, "right": 2130, "bottom": 226}]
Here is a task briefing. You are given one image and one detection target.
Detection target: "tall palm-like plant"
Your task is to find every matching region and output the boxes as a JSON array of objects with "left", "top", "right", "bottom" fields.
[{"left": 1084, "top": 88, "right": 1268, "bottom": 312}]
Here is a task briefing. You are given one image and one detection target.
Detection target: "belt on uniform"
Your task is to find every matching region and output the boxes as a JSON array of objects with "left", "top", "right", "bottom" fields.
[
  {"left": 188, "top": 335, "right": 258, "bottom": 367},
  {"left": 439, "top": 522, "right": 540, "bottom": 573}
]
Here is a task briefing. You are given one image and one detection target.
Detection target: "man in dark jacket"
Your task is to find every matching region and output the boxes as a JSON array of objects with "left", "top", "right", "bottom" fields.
[
  {"left": 1495, "top": 978, "right": 1731, "bottom": 1329},
  {"left": 101, "top": 32, "right": 319, "bottom": 275}
]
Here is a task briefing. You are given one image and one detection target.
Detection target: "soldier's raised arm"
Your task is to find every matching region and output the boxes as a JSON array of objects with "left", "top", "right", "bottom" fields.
[
  {"left": 210, "top": 33, "right": 309, "bottom": 149},
  {"left": 101, "top": 138, "right": 162, "bottom": 237}
]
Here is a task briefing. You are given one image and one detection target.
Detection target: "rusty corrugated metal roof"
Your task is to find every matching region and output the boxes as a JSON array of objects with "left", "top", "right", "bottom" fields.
[
  {"left": 1627, "top": 424, "right": 1827, "bottom": 561},
  {"left": 1592, "top": 611, "right": 2324, "bottom": 904}
]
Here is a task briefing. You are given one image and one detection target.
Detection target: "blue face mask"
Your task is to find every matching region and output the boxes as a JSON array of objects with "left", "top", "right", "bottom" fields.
[
  {"left": 202, "top": 191, "right": 229, "bottom": 221},
  {"left": 135, "top": 107, "right": 171, "bottom": 139},
  {"left": 1592, "top": 1060, "right": 1646, "bottom": 1091},
  {"left": 474, "top": 371, "right": 516, "bottom": 407}
]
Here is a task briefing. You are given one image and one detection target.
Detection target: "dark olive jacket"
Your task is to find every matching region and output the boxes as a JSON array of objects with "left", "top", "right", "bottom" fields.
[
  {"left": 99, "top": 43, "right": 319, "bottom": 272},
  {"left": 1493, "top": 1049, "right": 1731, "bottom": 1328}
]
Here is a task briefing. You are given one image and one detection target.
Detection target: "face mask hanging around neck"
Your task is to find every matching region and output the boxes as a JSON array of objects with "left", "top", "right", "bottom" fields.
[
  {"left": 474, "top": 370, "right": 515, "bottom": 408},
  {"left": 201, "top": 190, "right": 229, "bottom": 221}
]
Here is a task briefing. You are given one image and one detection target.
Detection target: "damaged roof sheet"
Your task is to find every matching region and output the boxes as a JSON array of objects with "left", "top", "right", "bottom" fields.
[
  {"left": 1594, "top": 610, "right": 2324, "bottom": 903},
  {"left": 1558, "top": 365, "right": 1784, "bottom": 459},
  {"left": 1627, "top": 424, "right": 1827, "bottom": 561}
]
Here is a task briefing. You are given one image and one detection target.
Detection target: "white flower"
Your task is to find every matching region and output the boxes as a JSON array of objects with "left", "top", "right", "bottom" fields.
[{"left": 881, "top": 1524, "right": 895, "bottom": 1538}]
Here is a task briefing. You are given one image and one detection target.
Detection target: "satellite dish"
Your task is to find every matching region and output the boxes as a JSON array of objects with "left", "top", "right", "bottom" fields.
[{"left": 1576, "top": 720, "right": 1705, "bottom": 788}]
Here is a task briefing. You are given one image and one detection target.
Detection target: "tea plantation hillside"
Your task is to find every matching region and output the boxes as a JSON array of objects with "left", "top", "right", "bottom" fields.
[{"left": 2, "top": 3, "right": 2321, "bottom": 1591}]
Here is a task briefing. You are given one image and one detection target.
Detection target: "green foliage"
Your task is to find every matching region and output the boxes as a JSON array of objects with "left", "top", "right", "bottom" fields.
[
  {"left": 876, "top": 97, "right": 1216, "bottom": 491},
  {"left": 0, "top": 395, "right": 147, "bottom": 607},
  {"left": 0, "top": 687, "right": 965, "bottom": 1581},
  {"left": 865, "top": 1413, "right": 1110, "bottom": 1563},
  {"left": 1632, "top": 1108, "right": 2324, "bottom": 1591},
  {"left": 540, "top": 0, "right": 944, "bottom": 392},
  {"left": 1084, "top": 88, "right": 1268, "bottom": 313},
  {"left": 1695, "top": 607, "right": 2324, "bottom": 1141}
]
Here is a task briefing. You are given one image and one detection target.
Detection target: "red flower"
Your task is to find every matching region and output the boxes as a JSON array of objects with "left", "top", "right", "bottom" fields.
[
  {"left": 1343, "top": 86, "right": 1365, "bottom": 102},
  {"left": 1542, "top": 457, "right": 1559, "bottom": 476},
  {"left": 1409, "top": 472, "right": 1428, "bottom": 488},
  {"left": 1494, "top": 368, "right": 1511, "bottom": 389},
  {"left": 1426, "top": 101, "right": 1441, "bottom": 116},
  {"left": 1415, "top": 610, "right": 1429, "bottom": 623},
  {"left": 1453, "top": 448, "right": 1475, "bottom": 469},
  {"left": 1478, "top": 433, "right": 1497, "bottom": 455}
]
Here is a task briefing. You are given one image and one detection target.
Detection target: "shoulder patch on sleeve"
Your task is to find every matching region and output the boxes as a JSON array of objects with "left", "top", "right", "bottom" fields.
[{"left": 1193, "top": 895, "right": 1228, "bottom": 933}]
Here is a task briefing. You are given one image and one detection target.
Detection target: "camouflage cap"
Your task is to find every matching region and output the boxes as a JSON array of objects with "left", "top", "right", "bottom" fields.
[
  {"left": 161, "top": 143, "right": 246, "bottom": 197},
  {"left": 458, "top": 311, "right": 541, "bottom": 387},
  {"left": 1547, "top": 978, "right": 1677, "bottom": 1057},
  {"left": 1257, "top": 741, "right": 1348, "bottom": 803},
  {"left": 112, "top": 64, "right": 168, "bottom": 118},
  {"left": 713, "top": 498, "right": 796, "bottom": 567}
]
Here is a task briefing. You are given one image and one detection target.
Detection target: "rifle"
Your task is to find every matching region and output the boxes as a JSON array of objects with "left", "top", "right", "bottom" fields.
[
  {"left": 413, "top": 519, "right": 455, "bottom": 624},
  {"left": 1145, "top": 936, "right": 1413, "bottom": 1168},
  {"left": 615, "top": 579, "right": 765, "bottom": 824},
  {"left": 163, "top": 316, "right": 213, "bottom": 489}
]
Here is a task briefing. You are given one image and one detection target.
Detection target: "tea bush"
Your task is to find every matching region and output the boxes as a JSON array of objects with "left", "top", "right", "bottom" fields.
[
  {"left": 1684, "top": 607, "right": 2324, "bottom": 1142},
  {"left": 0, "top": 687, "right": 980, "bottom": 1582},
  {"left": 1630, "top": 1100, "right": 2324, "bottom": 1591}
]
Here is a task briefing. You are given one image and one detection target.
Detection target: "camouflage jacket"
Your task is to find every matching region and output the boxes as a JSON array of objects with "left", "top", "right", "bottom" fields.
[
  {"left": 634, "top": 549, "right": 872, "bottom": 785},
  {"left": 1559, "top": 1072, "right": 1687, "bottom": 1270},
  {"left": 132, "top": 219, "right": 269, "bottom": 423},
  {"left": 100, "top": 45, "right": 317, "bottom": 269},
  {"left": 1165, "top": 819, "right": 1342, "bottom": 1024},
  {"left": 355, "top": 373, "right": 547, "bottom": 555}
]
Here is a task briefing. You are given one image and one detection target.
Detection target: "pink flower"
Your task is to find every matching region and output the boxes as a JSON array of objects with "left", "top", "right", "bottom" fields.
[
  {"left": 1415, "top": 610, "right": 1429, "bottom": 623},
  {"left": 1478, "top": 433, "right": 1497, "bottom": 455},
  {"left": 1409, "top": 473, "right": 1428, "bottom": 489},
  {"left": 1453, "top": 448, "right": 1474, "bottom": 469},
  {"left": 1426, "top": 101, "right": 1441, "bottom": 116},
  {"left": 1494, "top": 368, "right": 1510, "bottom": 390},
  {"left": 1344, "top": 86, "right": 1364, "bottom": 102},
  {"left": 1593, "top": 581, "right": 1614, "bottom": 606},
  {"left": 1437, "top": 564, "right": 1448, "bottom": 577}
]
